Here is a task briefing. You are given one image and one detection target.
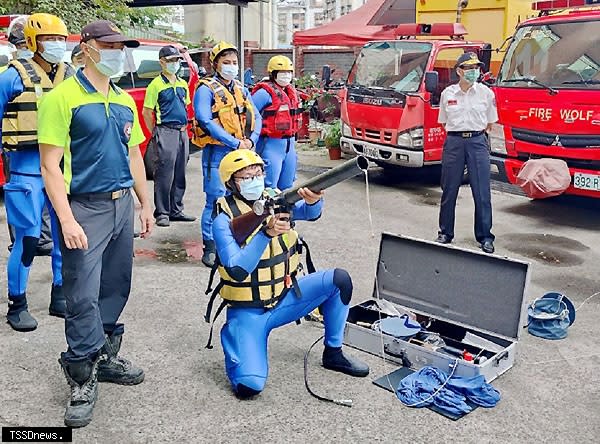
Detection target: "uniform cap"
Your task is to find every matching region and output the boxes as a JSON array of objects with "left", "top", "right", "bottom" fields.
[
  {"left": 81, "top": 20, "right": 139, "bottom": 48},
  {"left": 456, "top": 52, "right": 483, "bottom": 69},
  {"left": 159, "top": 45, "right": 183, "bottom": 60}
]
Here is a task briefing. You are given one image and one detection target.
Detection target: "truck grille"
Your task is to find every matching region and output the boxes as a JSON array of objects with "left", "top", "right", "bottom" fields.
[
  {"left": 355, "top": 127, "right": 393, "bottom": 143},
  {"left": 512, "top": 128, "right": 600, "bottom": 148}
]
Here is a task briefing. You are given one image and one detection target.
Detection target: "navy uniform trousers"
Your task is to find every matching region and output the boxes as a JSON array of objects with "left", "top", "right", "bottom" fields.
[
  {"left": 152, "top": 125, "right": 190, "bottom": 219},
  {"left": 59, "top": 190, "right": 134, "bottom": 361},
  {"left": 439, "top": 133, "right": 494, "bottom": 244}
]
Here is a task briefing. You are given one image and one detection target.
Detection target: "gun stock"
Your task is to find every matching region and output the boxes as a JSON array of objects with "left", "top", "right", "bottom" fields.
[
  {"left": 230, "top": 156, "right": 369, "bottom": 244},
  {"left": 231, "top": 210, "right": 268, "bottom": 245}
]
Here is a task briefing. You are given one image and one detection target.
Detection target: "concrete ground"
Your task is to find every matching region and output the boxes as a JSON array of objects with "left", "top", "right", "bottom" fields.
[{"left": 0, "top": 147, "right": 599, "bottom": 443}]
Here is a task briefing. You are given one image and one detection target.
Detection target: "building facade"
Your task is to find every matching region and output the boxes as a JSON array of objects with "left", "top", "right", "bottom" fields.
[{"left": 183, "top": 1, "right": 278, "bottom": 49}]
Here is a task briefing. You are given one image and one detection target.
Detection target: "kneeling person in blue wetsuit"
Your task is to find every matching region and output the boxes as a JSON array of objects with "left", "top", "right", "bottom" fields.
[
  {"left": 251, "top": 55, "right": 302, "bottom": 190},
  {"left": 209, "top": 149, "right": 369, "bottom": 398}
]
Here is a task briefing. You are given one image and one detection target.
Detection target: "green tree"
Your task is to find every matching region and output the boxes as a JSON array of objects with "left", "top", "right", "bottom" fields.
[{"left": 1, "top": 1, "right": 167, "bottom": 33}]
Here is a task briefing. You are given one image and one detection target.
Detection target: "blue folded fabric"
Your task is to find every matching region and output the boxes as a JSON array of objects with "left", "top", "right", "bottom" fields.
[
  {"left": 446, "top": 374, "right": 501, "bottom": 407},
  {"left": 396, "top": 366, "right": 500, "bottom": 415}
]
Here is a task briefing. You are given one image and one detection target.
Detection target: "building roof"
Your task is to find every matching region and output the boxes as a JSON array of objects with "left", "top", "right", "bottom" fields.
[{"left": 293, "top": 0, "right": 412, "bottom": 47}]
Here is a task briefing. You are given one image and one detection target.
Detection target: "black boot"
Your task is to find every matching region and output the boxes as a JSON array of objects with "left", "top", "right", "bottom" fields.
[
  {"left": 322, "top": 346, "right": 370, "bottom": 377},
  {"left": 49, "top": 284, "right": 66, "bottom": 318},
  {"left": 202, "top": 239, "right": 216, "bottom": 268},
  {"left": 97, "top": 332, "right": 145, "bottom": 385},
  {"left": 6, "top": 294, "right": 38, "bottom": 332},
  {"left": 59, "top": 354, "right": 99, "bottom": 428}
]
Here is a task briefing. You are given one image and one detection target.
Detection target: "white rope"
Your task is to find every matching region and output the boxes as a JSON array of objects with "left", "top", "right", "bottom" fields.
[
  {"left": 575, "top": 291, "right": 600, "bottom": 312},
  {"left": 402, "top": 359, "right": 460, "bottom": 408}
]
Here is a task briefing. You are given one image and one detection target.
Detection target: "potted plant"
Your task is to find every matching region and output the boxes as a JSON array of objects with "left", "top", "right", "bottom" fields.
[{"left": 323, "top": 120, "right": 342, "bottom": 160}]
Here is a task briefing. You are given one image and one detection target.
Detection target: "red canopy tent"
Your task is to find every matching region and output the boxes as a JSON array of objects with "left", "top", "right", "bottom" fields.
[{"left": 292, "top": 0, "right": 400, "bottom": 47}]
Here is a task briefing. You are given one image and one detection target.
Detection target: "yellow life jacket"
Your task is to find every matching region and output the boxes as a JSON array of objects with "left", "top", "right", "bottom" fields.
[
  {"left": 1, "top": 59, "right": 69, "bottom": 151},
  {"left": 215, "top": 192, "right": 300, "bottom": 306},
  {"left": 192, "top": 77, "right": 255, "bottom": 148}
]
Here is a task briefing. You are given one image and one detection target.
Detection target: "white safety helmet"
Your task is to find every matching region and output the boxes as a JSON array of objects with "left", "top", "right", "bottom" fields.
[{"left": 7, "top": 15, "right": 29, "bottom": 47}]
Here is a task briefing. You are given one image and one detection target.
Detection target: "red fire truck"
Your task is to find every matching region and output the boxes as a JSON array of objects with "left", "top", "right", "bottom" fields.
[
  {"left": 489, "top": 0, "right": 600, "bottom": 198},
  {"left": 340, "top": 23, "right": 491, "bottom": 175},
  {"left": 0, "top": 15, "right": 200, "bottom": 186}
]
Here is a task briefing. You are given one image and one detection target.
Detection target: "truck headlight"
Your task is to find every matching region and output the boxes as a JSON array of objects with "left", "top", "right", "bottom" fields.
[
  {"left": 341, "top": 121, "right": 352, "bottom": 137},
  {"left": 397, "top": 127, "right": 424, "bottom": 149},
  {"left": 488, "top": 123, "right": 507, "bottom": 155}
]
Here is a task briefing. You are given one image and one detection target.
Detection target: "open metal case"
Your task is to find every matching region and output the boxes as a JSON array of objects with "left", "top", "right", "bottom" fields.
[{"left": 344, "top": 233, "right": 530, "bottom": 382}]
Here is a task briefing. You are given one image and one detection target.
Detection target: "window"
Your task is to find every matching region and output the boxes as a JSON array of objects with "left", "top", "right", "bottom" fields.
[
  {"left": 348, "top": 41, "right": 431, "bottom": 93},
  {"left": 498, "top": 21, "right": 600, "bottom": 90},
  {"left": 64, "top": 43, "right": 190, "bottom": 89},
  {"left": 430, "top": 48, "right": 467, "bottom": 105}
]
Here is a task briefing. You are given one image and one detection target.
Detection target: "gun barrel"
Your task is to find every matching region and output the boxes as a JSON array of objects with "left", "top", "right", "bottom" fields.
[{"left": 280, "top": 156, "right": 369, "bottom": 205}]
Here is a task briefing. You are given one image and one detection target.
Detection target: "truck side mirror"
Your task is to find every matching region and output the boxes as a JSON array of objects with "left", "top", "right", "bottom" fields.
[
  {"left": 424, "top": 71, "right": 439, "bottom": 94},
  {"left": 479, "top": 44, "right": 492, "bottom": 73},
  {"left": 322, "top": 65, "right": 332, "bottom": 87}
]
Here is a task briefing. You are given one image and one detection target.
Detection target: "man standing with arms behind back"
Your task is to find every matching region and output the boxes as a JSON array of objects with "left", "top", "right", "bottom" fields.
[
  {"left": 142, "top": 45, "right": 195, "bottom": 228},
  {"left": 436, "top": 52, "right": 498, "bottom": 254},
  {"left": 38, "top": 20, "right": 153, "bottom": 428}
]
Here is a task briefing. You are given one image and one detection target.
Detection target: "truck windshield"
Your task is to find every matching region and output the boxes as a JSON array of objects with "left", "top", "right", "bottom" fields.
[
  {"left": 348, "top": 41, "right": 431, "bottom": 93},
  {"left": 498, "top": 20, "right": 600, "bottom": 90}
]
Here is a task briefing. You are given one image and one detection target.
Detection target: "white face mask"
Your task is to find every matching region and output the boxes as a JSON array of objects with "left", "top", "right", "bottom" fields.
[
  {"left": 219, "top": 63, "right": 239, "bottom": 81},
  {"left": 275, "top": 72, "right": 293, "bottom": 87},
  {"left": 16, "top": 48, "right": 34, "bottom": 60},
  {"left": 40, "top": 40, "right": 66, "bottom": 64},
  {"left": 89, "top": 46, "right": 125, "bottom": 77}
]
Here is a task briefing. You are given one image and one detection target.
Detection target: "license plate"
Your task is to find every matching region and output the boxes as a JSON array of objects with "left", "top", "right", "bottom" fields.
[
  {"left": 573, "top": 172, "right": 600, "bottom": 191},
  {"left": 362, "top": 145, "right": 379, "bottom": 159}
]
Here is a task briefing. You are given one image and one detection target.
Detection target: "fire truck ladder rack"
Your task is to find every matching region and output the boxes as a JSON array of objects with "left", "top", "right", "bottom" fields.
[{"left": 394, "top": 23, "right": 468, "bottom": 41}]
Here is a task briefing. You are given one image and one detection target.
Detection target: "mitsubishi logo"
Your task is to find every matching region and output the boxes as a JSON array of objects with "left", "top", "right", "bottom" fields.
[{"left": 551, "top": 135, "right": 562, "bottom": 147}]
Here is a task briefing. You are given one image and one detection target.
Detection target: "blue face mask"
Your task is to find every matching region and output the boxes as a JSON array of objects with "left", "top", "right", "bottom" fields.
[
  {"left": 165, "top": 61, "right": 180, "bottom": 75},
  {"left": 219, "top": 63, "right": 239, "bottom": 81},
  {"left": 16, "top": 49, "right": 34, "bottom": 60},
  {"left": 239, "top": 176, "right": 264, "bottom": 201},
  {"left": 40, "top": 40, "right": 66, "bottom": 64}
]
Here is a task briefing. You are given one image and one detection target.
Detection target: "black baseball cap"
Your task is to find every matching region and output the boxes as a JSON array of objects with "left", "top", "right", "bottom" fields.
[
  {"left": 159, "top": 45, "right": 183, "bottom": 60},
  {"left": 81, "top": 20, "right": 140, "bottom": 48},
  {"left": 72, "top": 44, "right": 83, "bottom": 57},
  {"left": 456, "top": 52, "right": 484, "bottom": 69}
]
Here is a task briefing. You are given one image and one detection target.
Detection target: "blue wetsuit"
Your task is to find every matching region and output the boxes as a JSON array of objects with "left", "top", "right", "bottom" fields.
[
  {"left": 193, "top": 77, "right": 261, "bottom": 242},
  {"left": 251, "top": 88, "right": 297, "bottom": 190},
  {"left": 0, "top": 67, "right": 62, "bottom": 299},
  {"left": 213, "top": 197, "right": 354, "bottom": 394}
]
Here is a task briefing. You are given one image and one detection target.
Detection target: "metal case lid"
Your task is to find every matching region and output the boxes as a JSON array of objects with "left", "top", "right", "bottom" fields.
[{"left": 373, "top": 233, "right": 530, "bottom": 341}]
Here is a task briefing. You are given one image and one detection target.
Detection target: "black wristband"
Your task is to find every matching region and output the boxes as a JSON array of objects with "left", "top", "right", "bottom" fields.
[{"left": 261, "top": 225, "right": 275, "bottom": 238}]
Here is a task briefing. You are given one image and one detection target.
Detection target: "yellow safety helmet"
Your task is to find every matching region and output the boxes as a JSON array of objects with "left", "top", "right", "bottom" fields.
[
  {"left": 219, "top": 149, "right": 264, "bottom": 186},
  {"left": 209, "top": 41, "right": 238, "bottom": 65},
  {"left": 267, "top": 55, "right": 293, "bottom": 73},
  {"left": 24, "top": 13, "right": 68, "bottom": 53}
]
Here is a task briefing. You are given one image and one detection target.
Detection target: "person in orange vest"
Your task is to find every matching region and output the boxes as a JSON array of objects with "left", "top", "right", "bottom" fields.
[
  {"left": 251, "top": 55, "right": 303, "bottom": 190},
  {"left": 191, "top": 41, "right": 261, "bottom": 267}
]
